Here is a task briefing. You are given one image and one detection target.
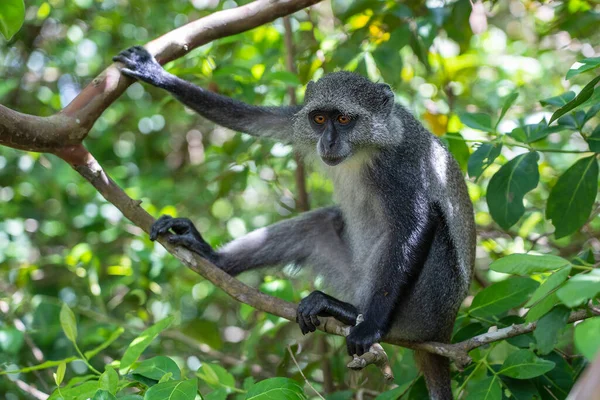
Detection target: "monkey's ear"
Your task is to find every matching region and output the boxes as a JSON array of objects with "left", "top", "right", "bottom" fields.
[
  {"left": 305, "top": 81, "right": 316, "bottom": 100},
  {"left": 378, "top": 83, "right": 395, "bottom": 116}
]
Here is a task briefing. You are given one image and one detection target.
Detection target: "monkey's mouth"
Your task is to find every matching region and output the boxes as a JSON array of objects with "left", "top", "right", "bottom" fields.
[{"left": 321, "top": 154, "right": 348, "bottom": 166}]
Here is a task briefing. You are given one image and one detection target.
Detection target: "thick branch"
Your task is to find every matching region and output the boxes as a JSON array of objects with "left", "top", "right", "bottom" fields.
[{"left": 0, "top": 0, "right": 321, "bottom": 151}]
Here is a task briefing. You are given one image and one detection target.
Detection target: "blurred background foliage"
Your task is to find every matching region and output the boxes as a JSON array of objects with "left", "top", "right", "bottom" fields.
[{"left": 1, "top": 0, "right": 600, "bottom": 399}]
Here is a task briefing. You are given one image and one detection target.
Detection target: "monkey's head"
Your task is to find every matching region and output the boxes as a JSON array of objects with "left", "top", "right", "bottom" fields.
[{"left": 294, "top": 72, "right": 395, "bottom": 166}]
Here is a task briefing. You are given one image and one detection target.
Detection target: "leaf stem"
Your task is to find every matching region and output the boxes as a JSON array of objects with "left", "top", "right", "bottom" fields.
[{"left": 74, "top": 344, "right": 101, "bottom": 375}]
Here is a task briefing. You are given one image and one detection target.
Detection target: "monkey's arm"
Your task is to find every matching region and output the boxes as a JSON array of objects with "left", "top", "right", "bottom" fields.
[
  {"left": 345, "top": 199, "right": 440, "bottom": 356},
  {"left": 150, "top": 207, "right": 350, "bottom": 276},
  {"left": 113, "top": 46, "right": 299, "bottom": 140}
]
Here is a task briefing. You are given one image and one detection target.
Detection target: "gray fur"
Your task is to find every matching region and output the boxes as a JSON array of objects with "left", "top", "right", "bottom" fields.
[{"left": 115, "top": 48, "right": 475, "bottom": 400}]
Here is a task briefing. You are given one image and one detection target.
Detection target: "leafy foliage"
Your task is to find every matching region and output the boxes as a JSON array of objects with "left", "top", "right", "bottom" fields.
[{"left": 1, "top": 0, "right": 600, "bottom": 398}]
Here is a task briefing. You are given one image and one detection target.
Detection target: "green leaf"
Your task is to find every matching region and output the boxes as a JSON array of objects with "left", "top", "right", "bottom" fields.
[
  {"left": 468, "top": 143, "right": 502, "bottom": 180},
  {"left": 589, "top": 125, "right": 600, "bottom": 152},
  {"left": 93, "top": 390, "right": 117, "bottom": 400},
  {"left": 490, "top": 254, "right": 570, "bottom": 275},
  {"left": 264, "top": 71, "right": 301, "bottom": 86},
  {"left": 525, "top": 266, "right": 572, "bottom": 308},
  {"left": 549, "top": 75, "right": 600, "bottom": 123},
  {"left": 465, "top": 376, "right": 502, "bottom": 400},
  {"left": 509, "top": 123, "right": 564, "bottom": 143},
  {"left": 556, "top": 269, "right": 600, "bottom": 307},
  {"left": 197, "top": 363, "right": 235, "bottom": 391},
  {"left": 99, "top": 366, "right": 118, "bottom": 394},
  {"left": 496, "top": 92, "right": 519, "bottom": 128},
  {"left": 566, "top": 57, "right": 600, "bottom": 79},
  {"left": 540, "top": 91, "right": 576, "bottom": 107},
  {"left": 469, "top": 277, "right": 539, "bottom": 317},
  {"left": 0, "top": 0, "right": 25, "bottom": 40},
  {"left": 498, "top": 350, "right": 555, "bottom": 379},
  {"left": 144, "top": 379, "right": 198, "bottom": 400},
  {"left": 546, "top": 156, "right": 599, "bottom": 238},
  {"left": 575, "top": 317, "right": 600, "bottom": 360},
  {"left": 48, "top": 381, "right": 99, "bottom": 400},
  {"left": 487, "top": 152, "right": 540, "bottom": 230},
  {"left": 133, "top": 356, "right": 181, "bottom": 381},
  {"left": 245, "top": 377, "right": 306, "bottom": 400},
  {"left": 444, "top": 132, "right": 470, "bottom": 172},
  {"left": 55, "top": 362, "right": 66, "bottom": 386},
  {"left": 60, "top": 303, "right": 78, "bottom": 343},
  {"left": 458, "top": 112, "right": 494, "bottom": 133},
  {"left": 534, "top": 306, "right": 570, "bottom": 355},
  {"left": 526, "top": 293, "right": 560, "bottom": 323},
  {"left": 120, "top": 317, "right": 174, "bottom": 372}
]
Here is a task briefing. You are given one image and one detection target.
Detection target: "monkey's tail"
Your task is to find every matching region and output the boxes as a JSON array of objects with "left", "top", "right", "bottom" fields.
[{"left": 414, "top": 350, "right": 453, "bottom": 400}]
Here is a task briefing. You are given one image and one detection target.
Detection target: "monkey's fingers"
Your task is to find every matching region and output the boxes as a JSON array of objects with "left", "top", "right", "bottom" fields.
[{"left": 150, "top": 215, "right": 174, "bottom": 240}]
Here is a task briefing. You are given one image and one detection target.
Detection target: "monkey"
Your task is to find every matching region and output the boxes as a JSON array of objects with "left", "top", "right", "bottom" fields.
[{"left": 113, "top": 46, "right": 476, "bottom": 400}]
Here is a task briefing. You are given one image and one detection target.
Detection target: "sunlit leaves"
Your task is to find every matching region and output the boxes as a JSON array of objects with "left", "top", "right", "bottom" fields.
[
  {"left": 540, "top": 91, "right": 576, "bottom": 107},
  {"left": 566, "top": 57, "right": 600, "bottom": 79},
  {"left": 144, "top": 378, "right": 198, "bottom": 400},
  {"left": 245, "top": 377, "right": 306, "bottom": 399},
  {"left": 496, "top": 92, "right": 518, "bottom": 129},
  {"left": 509, "top": 122, "right": 563, "bottom": 144},
  {"left": 468, "top": 142, "right": 502, "bottom": 180},
  {"left": 132, "top": 356, "right": 181, "bottom": 382},
  {"left": 54, "top": 362, "right": 66, "bottom": 386},
  {"left": 498, "top": 350, "right": 555, "bottom": 379},
  {"left": 549, "top": 75, "right": 600, "bottom": 123},
  {"left": 120, "top": 316, "right": 174, "bottom": 372},
  {"left": 196, "top": 363, "right": 235, "bottom": 392},
  {"left": 487, "top": 152, "right": 539, "bottom": 230},
  {"left": 547, "top": 156, "right": 599, "bottom": 238},
  {"left": 99, "top": 366, "right": 118, "bottom": 394},
  {"left": 0, "top": 0, "right": 24, "bottom": 40},
  {"left": 469, "top": 277, "right": 538, "bottom": 317},
  {"left": 574, "top": 318, "right": 600, "bottom": 360},
  {"left": 465, "top": 376, "right": 501, "bottom": 400},
  {"left": 458, "top": 112, "right": 494, "bottom": 133},
  {"left": 490, "top": 254, "right": 570, "bottom": 275},
  {"left": 525, "top": 266, "right": 572, "bottom": 308},
  {"left": 60, "top": 304, "right": 78, "bottom": 343},
  {"left": 556, "top": 269, "right": 600, "bottom": 307}
]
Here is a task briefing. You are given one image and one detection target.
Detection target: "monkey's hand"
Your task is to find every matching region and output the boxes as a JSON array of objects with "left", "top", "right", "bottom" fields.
[
  {"left": 150, "top": 215, "right": 220, "bottom": 264},
  {"left": 296, "top": 291, "right": 359, "bottom": 335},
  {"left": 113, "top": 46, "right": 170, "bottom": 88},
  {"left": 346, "top": 321, "right": 384, "bottom": 357}
]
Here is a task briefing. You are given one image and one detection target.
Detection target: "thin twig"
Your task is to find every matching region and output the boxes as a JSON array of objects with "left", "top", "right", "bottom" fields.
[{"left": 287, "top": 345, "right": 326, "bottom": 400}]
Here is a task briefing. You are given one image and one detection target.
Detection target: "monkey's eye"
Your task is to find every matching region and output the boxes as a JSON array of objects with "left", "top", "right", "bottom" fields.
[
  {"left": 337, "top": 115, "right": 351, "bottom": 125},
  {"left": 313, "top": 114, "right": 326, "bottom": 124}
]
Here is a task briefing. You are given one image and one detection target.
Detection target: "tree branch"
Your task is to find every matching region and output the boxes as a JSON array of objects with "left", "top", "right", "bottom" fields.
[{"left": 0, "top": 0, "right": 321, "bottom": 152}]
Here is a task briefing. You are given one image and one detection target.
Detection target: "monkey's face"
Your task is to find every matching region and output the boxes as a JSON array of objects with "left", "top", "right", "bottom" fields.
[{"left": 309, "top": 110, "right": 356, "bottom": 166}]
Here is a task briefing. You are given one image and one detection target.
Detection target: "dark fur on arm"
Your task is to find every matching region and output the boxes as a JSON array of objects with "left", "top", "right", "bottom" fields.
[{"left": 113, "top": 46, "right": 299, "bottom": 140}]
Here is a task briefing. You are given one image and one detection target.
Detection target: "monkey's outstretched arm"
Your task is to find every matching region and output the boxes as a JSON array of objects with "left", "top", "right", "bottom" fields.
[
  {"left": 345, "top": 199, "right": 440, "bottom": 357},
  {"left": 150, "top": 207, "right": 350, "bottom": 276},
  {"left": 114, "top": 46, "right": 300, "bottom": 140}
]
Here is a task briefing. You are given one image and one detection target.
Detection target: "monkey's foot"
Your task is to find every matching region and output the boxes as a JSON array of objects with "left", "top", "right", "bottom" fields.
[
  {"left": 150, "top": 215, "right": 219, "bottom": 263},
  {"left": 296, "top": 291, "right": 359, "bottom": 335}
]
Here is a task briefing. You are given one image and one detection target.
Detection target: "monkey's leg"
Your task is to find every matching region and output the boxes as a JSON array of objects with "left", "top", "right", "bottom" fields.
[{"left": 296, "top": 290, "right": 359, "bottom": 334}]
